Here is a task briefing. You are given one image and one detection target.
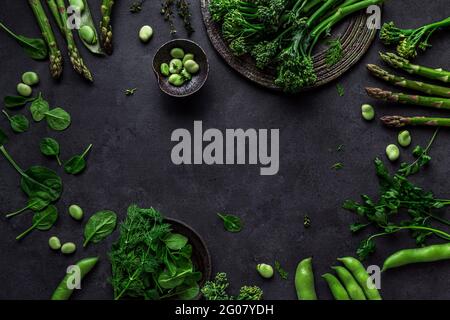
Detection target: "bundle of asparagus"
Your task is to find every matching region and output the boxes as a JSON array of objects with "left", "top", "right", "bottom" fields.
[{"left": 366, "top": 52, "right": 450, "bottom": 128}]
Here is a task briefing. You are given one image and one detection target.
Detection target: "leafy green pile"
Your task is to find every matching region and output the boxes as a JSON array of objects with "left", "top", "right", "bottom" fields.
[
  {"left": 344, "top": 157, "right": 450, "bottom": 260},
  {"left": 109, "top": 205, "right": 202, "bottom": 300},
  {"left": 209, "top": 0, "right": 385, "bottom": 92},
  {"left": 201, "top": 272, "right": 263, "bottom": 300}
]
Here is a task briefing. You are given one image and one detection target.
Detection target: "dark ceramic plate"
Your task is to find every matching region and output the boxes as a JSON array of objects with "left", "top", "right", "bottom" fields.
[
  {"left": 152, "top": 39, "right": 209, "bottom": 97},
  {"left": 165, "top": 218, "right": 212, "bottom": 299},
  {"left": 201, "top": 0, "right": 381, "bottom": 92}
]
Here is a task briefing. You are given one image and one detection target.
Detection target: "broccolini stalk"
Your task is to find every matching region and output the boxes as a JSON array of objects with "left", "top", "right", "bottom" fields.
[
  {"left": 367, "top": 64, "right": 450, "bottom": 98},
  {"left": 380, "top": 52, "right": 450, "bottom": 84},
  {"left": 366, "top": 87, "right": 450, "bottom": 110},
  {"left": 100, "top": 0, "right": 115, "bottom": 55},
  {"left": 28, "top": 0, "right": 63, "bottom": 79},
  {"left": 381, "top": 115, "right": 450, "bottom": 128},
  {"left": 54, "top": 0, "right": 93, "bottom": 81}
]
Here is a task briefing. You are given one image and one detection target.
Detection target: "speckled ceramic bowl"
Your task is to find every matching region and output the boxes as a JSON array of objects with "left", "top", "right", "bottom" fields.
[
  {"left": 152, "top": 39, "right": 209, "bottom": 97},
  {"left": 165, "top": 218, "right": 211, "bottom": 299}
]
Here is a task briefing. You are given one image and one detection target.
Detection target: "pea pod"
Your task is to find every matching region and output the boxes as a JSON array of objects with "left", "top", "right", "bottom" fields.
[
  {"left": 383, "top": 243, "right": 450, "bottom": 271},
  {"left": 74, "top": 0, "right": 103, "bottom": 54},
  {"left": 322, "top": 273, "right": 350, "bottom": 300},
  {"left": 337, "top": 257, "right": 382, "bottom": 300},
  {"left": 51, "top": 256, "right": 99, "bottom": 300},
  {"left": 295, "top": 257, "right": 317, "bottom": 300},
  {"left": 332, "top": 266, "right": 366, "bottom": 300}
]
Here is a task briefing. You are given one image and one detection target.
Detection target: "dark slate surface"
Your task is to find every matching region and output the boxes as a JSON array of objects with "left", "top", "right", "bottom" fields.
[{"left": 0, "top": 0, "right": 449, "bottom": 300}]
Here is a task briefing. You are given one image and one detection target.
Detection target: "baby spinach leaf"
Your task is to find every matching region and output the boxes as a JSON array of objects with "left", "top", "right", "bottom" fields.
[
  {"left": 40, "top": 137, "right": 61, "bottom": 165},
  {"left": 21, "top": 166, "right": 63, "bottom": 202},
  {"left": 16, "top": 205, "right": 58, "bottom": 240},
  {"left": 0, "top": 21, "right": 48, "bottom": 60},
  {"left": 163, "top": 233, "right": 188, "bottom": 250},
  {"left": 45, "top": 107, "right": 71, "bottom": 131},
  {"left": 217, "top": 213, "right": 242, "bottom": 233},
  {"left": 83, "top": 210, "right": 117, "bottom": 247},
  {"left": 0, "top": 127, "right": 7, "bottom": 145},
  {"left": 4, "top": 95, "right": 36, "bottom": 109},
  {"left": 2, "top": 110, "right": 29, "bottom": 133},
  {"left": 5, "top": 197, "right": 50, "bottom": 219},
  {"left": 177, "top": 283, "right": 200, "bottom": 300},
  {"left": 64, "top": 144, "right": 92, "bottom": 175},
  {"left": 30, "top": 93, "right": 49, "bottom": 121}
]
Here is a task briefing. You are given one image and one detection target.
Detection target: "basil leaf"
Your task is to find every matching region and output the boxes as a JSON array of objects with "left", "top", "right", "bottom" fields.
[
  {"left": 45, "top": 107, "right": 71, "bottom": 131},
  {"left": 4, "top": 95, "right": 36, "bottom": 109},
  {"left": 217, "top": 213, "right": 243, "bottom": 232},
  {"left": 64, "top": 144, "right": 92, "bottom": 175},
  {"left": 16, "top": 205, "right": 58, "bottom": 240},
  {"left": 83, "top": 210, "right": 117, "bottom": 247},
  {"left": 163, "top": 233, "right": 188, "bottom": 250},
  {"left": 30, "top": 93, "right": 49, "bottom": 121}
]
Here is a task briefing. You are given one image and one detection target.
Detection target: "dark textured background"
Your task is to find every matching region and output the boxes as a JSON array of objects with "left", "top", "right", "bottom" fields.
[{"left": 0, "top": 0, "right": 449, "bottom": 300}]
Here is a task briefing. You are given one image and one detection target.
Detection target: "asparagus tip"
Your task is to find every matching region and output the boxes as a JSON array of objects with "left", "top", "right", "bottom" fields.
[{"left": 380, "top": 115, "right": 406, "bottom": 128}]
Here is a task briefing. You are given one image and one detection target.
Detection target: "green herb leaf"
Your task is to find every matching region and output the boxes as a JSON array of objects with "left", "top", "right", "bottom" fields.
[
  {"left": 274, "top": 261, "right": 288, "bottom": 280},
  {"left": 64, "top": 144, "right": 92, "bottom": 175},
  {"left": 336, "top": 84, "right": 345, "bottom": 97},
  {"left": 331, "top": 162, "right": 344, "bottom": 170},
  {"left": 163, "top": 233, "right": 188, "bottom": 250},
  {"left": 0, "top": 22, "right": 48, "bottom": 60},
  {"left": 16, "top": 205, "right": 58, "bottom": 240},
  {"left": 4, "top": 95, "right": 36, "bottom": 109},
  {"left": 40, "top": 137, "right": 61, "bottom": 165},
  {"left": 2, "top": 110, "right": 29, "bottom": 133},
  {"left": 83, "top": 210, "right": 117, "bottom": 247},
  {"left": 125, "top": 88, "right": 137, "bottom": 96},
  {"left": 45, "top": 107, "right": 71, "bottom": 131},
  {"left": 30, "top": 93, "right": 49, "bottom": 122},
  {"left": 325, "top": 38, "right": 343, "bottom": 67},
  {"left": 217, "top": 213, "right": 242, "bottom": 233}
]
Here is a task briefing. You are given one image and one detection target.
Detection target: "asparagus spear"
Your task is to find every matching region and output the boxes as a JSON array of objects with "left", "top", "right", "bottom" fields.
[
  {"left": 54, "top": 0, "right": 93, "bottom": 81},
  {"left": 367, "top": 64, "right": 450, "bottom": 98},
  {"left": 100, "top": 0, "right": 115, "bottom": 55},
  {"left": 366, "top": 87, "right": 450, "bottom": 110},
  {"left": 46, "top": 0, "right": 64, "bottom": 33},
  {"left": 28, "top": 0, "right": 63, "bottom": 79},
  {"left": 380, "top": 52, "right": 450, "bottom": 84},
  {"left": 381, "top": 115, "right": 450, "bottom": 128}
]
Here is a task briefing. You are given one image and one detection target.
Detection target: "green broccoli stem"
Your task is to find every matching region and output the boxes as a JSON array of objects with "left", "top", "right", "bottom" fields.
[
  {"left": 309, "top": 0, "right": 386, "bottom": 53},
  {"left": 367, "top": 64, "right": 450, "bottom": 98},
  {"left": 28, "top": 0, "right": 63, "bottom": 79},
  {"left": 55, "top": 0, "right": 93, "bottom": 81}
]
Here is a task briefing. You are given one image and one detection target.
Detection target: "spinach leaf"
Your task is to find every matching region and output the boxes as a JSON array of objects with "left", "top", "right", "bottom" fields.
[
  {"left": 177, "top": 283, "right": 200, "bottom": 300},
  {"left": 2, "top": 110, "right": 29, "bottom": 133},
  {"left": 21, "top": 166, "right": 63, "bottom": 202},
  {"left": 4, "top": 95, "right": 36, "bottom": 109},
  {"left": 0, "top": 127, "right": 8, "bottom": 145},
  {"left": 163, "top": 233, "right": 188, "bottom": 250},
  {"left": 30, "top": 93, "right": 49, "bottom": 121},
  {"left": 45, "top": 107, "right": 71, "bottom": 131},
  {"left": 6, "top": 197, "right": 50, "bottom": 219},
  {"left": 16, "top": 205, "right": 58, "bottom": 240},
  {"left": 0, "top": 21, "right": 48, "bottom": 60},
  {"left": 40, "top": 137, "right": 61, "bottom": 165},
  {"left": 83, "top": 210, "right": 117, "bottom": 247},
  {"left": 64, "top": 144, "right": 92, "bottom": 175},
  {"left": 217, "top": 213, "right": 242, "bottom": 232}
]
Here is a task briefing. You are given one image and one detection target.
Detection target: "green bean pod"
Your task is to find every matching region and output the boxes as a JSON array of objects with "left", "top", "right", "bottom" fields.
[
  {"left": 51, "top": 256, "right": 99, "bottom": 300},
  {"left": 332, "top": 266, "right": 366, "bottom": 300},
  {"left": 383, "top": 243, "right": 450, "bottom": 271},
  {"left": 322, "top": 273, "right": 350, "bottom": 300},
  {"left": 338, "top": 257, "right": 382, "bottom": 300},
  {"left": 295, "top": 257, "right": 317, "bottom": 300}
]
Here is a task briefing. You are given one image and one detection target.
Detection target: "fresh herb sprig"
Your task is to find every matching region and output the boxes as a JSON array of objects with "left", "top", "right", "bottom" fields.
[
  {"left": 326, "top": 39, "right": 343, "bottom": 67},
  {"left": 201, "top": 272, "right": 263, "bottom": 300},
  {"left": 274, "top": 261, "right": 288, "bottom": 280}
]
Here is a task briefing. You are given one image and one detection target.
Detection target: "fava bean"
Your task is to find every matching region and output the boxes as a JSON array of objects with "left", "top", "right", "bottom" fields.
[
  {"left": 386, "top": 144, "right": 400, "bottom": 162},
  {"left": 322, "top": 273, "right": 350, "bottom": 300},
  {"left": 17, "top": 83, "right": 32, "bottom": 97},
  {"left": 361, "top": 104, "right": 375, "bottom": 121},
  {"left": 383, "top": 243, "right": 450, "bottom": 271},
  {"left": 169, "top": 59, "right": 183, "bottom": 74},
  {"left": 61, "top": 242, "right": 77, "bottom": 254},
  {"left": 337, "top": 257, "right": 381, "bottom": 300},
  {"left": 256, "top": 263, "right": 274, "bottom": 279},
  {"left": 332, "top": 266, "right": 366, "bottom": 300},
  {"left": 22, "top": 71, "right": 39, "bottom": 86},
  {"left": 51, "top": 256, "right": 99, "bottom": 300},
  {"left": 182, "top": 53, "right": 194, "bottom": 64},
  {"left": 69, "top": 0, "right": 85, "bottom": 12},
  {"left": 398, "top": 130, "right": 411, "bottom": 147},
  {"left": 168, "top": 74, "right": 185, "bottom": 87},
  {"left": 48, "top": 236, "right": 61, "bottom": 250},
  {"left": 79, "top": 25, "right": 96, "bottom": 44},
  {"left": 295, "top": 257, "right": 317, "bottom": 300},
  {"left": 184, "top": 59, "right": 199, "bottom": 74},
  {"left": 181, "top": 68, "right": 192, "bottom": 81},
  {"left": 160, "top": 63, "right": 170, "bottom": 76},
  {"left": 170, "top": 47, "right": 185, "bottom": 59},
  {"left": 69, "top": 204, "right": 84, "bottom": 220},
  {"left": 139, "top": 25, "right": 153, "bottom": 43}
]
